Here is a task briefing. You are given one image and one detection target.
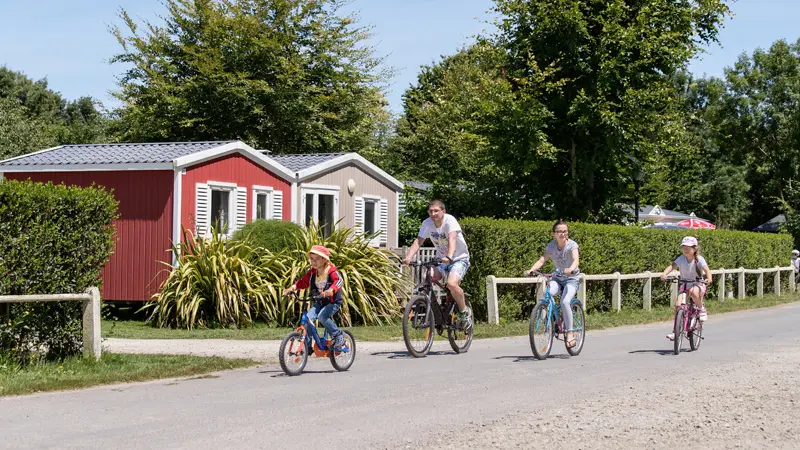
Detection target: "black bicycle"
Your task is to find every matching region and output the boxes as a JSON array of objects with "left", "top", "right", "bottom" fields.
[{"left": 402, "top": 259, "right": 474, "bottom": 357}]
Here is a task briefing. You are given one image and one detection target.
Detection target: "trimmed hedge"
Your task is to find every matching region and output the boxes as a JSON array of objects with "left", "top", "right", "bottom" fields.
[
  {"left": 0, "top": 180, "right": 118, "bottom": 364},
  {"left": 231, "top": 219, "right": 302, "bottom": 254},
  {"left": 460, "top": 218, "right": 793, "bottom": 320}
]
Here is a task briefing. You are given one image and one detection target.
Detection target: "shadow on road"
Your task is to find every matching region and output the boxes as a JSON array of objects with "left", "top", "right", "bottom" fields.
[
  {"left": 493, "top": 354, "right": 571, "bottom": 362},
  {"left": 259, "top": 369, "right": 337, "bottom": 377},
  {"left": 370, "top": 351, "right": 456, "bottom": 359},
  {"left": 628, "top": 349, "right": 679, "bottom": 356}
]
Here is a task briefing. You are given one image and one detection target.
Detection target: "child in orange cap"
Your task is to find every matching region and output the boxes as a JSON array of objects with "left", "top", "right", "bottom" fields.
[{"left": 283, "top": 245, "right": 346, "bottom": 347}]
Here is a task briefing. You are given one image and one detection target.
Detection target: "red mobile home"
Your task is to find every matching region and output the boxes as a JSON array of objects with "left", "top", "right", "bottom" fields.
[{"left": 0, "top": 141, "right": 294, "bottom": 302}]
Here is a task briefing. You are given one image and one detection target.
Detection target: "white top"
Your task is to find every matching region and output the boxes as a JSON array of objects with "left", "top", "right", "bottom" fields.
[
  {"left": 673, "top": 255, "right": 708, "bottom": 281},
  {"left": 418, "top": 214, "right": 470, "bottom": 261},
  {"left": 545, "top": 239, "right": 580, "bottom": 279}
]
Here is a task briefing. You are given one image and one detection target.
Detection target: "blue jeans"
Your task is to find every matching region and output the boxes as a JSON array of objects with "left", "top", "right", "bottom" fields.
[{"left": 307, "top": 302, "right": 342, "bottom": 338}]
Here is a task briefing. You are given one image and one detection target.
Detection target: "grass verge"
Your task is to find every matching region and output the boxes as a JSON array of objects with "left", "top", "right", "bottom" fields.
[
  {"left": 0, "top": 353, "right": 257, "bottom": 397},
  {"left": 102, "top": 293, "right": 799, "bottom": 342}
]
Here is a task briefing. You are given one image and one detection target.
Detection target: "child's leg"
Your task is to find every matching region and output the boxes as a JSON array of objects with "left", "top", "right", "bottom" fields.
[
  {"left": 547, "top": 280, "right": 561, "bottom": 298},
  {"left": 560, "top": 283, "right": 578, "bottom": 333},
  {"left": 307, "top": 303, "right": 321, "bottom": 324},
  {"left": 317, "top": 303, "right": 342, "bottom": 337},
  {"left": 690, "top": 286, "right": 704, "bottom": 308}
]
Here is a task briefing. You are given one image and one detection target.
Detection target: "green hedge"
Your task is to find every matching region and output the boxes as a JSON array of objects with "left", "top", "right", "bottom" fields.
[
  {"left": 460, "top": 218, "right": 793, "bottom": 321},
  {"left": 0, "top": 180, "right": 118, "bottom": 364},
  {"left": 231, "top": 219, "right": 302, "bottom": 254}
]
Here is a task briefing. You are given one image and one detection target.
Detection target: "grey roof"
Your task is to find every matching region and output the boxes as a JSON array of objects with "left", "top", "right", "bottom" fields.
[
  {"left": 623, "top": 204, "right": 693, "bottom": 220},
  {"left": 403, "top": 180, "right": 433, "bottom": 191},
  {"left": 268, "top": 153, "right": 346, "bottom": 172},
  {"left": 0, "top": 141, "right": 235, "bottom": 166},
  {"left": 752, "top": 214, "right": 786, "bottom": 233}
]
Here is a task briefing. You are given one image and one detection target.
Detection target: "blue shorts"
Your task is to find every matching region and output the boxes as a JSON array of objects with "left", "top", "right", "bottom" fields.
[{"left": 437, "top": 259, "right": 470, "bottom": 281}]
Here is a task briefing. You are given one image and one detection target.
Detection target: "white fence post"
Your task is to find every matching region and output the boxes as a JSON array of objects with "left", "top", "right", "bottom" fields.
[
  {"left": 611, "top": 272, "right": 621, "bottom": 312},
  {"left": 791, "top": 269, "right": 797, "bottom": 293},
  {"left": 738, "top": 268, "right": 746, "bottom": 299},
  {"left": 83, "top": 287, "right": 102, "bottom": 360},
  {"left": 756, "top": 269, "right": 764, "bottom": 298},
  {"left": 486, "top": 275, "right": 499, "bottom": 325},
  {"left": 774, "top": 267, "right": 781, "bottom": 296},
  {"left": 718, "top": 268, "right": 725, "bottom": 303},
  {"left": 643, "top": 272, "right": 652, "bottom": 311},
  {"left": 578, "top": 275, "right": 587, "bottom": 312}
]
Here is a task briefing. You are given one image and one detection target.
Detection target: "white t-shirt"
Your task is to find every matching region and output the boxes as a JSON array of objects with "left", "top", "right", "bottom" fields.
[
  {"left": 792, "top": 257, "right": 800, "bottom": 273},
  {"left": 673, "top": 255, "right": 708, "bottom": 281},
  {"left": 418, "top": 214, "right": 470, "bottom": 261},
  {"left": 545, "top": 239, "right": 580, "bottom": 278}
]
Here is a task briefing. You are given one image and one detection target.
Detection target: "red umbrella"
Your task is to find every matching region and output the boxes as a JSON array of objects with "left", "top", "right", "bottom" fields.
[{"left": 675, "top": 218, "right": 716, "bottom": 229}]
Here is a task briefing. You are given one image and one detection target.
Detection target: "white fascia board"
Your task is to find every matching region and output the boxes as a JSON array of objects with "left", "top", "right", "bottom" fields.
[
  {"left": 0, "top": 163, "right": 173, "bottom": 172},
  {"left": 173, "top": 141, "right": 295, "bottom": 182},
  {"left": 296, "top": 153, "right": 404, "bottom": 191}
]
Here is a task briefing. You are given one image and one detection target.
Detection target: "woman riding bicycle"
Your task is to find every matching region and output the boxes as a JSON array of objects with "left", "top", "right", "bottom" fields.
[
  {"left": 282, "top": 245, "right": 346, "bottom": 348},
  {"left": 525, "top": 220, "right": 581, "bottom": 349},
  {"left": 660, "top": 236, "right": 712, "bottom": 341}
]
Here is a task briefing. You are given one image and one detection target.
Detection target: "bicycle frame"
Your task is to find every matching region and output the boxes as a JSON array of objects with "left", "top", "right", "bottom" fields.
[
  {"left": 538, "top": 285, "right": 583, "bottom": 335},
  {"left": 287, "top": 294, "right": 351, "bottom": 358},
  {"left": 672, "top": 279, "right": 704, "bottom": 334},
  {"left": 407, "top": 260, "right": 463, "bottom": 332}
]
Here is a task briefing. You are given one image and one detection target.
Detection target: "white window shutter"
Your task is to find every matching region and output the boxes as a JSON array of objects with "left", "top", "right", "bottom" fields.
[
  {"left": 379, "top": 199, "right": 389, "bottom": 245},
  {"left": 195, "top": 183, "right": 210, "bottom": 238},
  {"left": 354, "top": 197, "right": 364, "bottom": 234},
  {"left": 235, "top": 187, "right": 247, "bottom": 231},
  {"left": 272, "top": 190, "right": 283, "bottom": 220}
]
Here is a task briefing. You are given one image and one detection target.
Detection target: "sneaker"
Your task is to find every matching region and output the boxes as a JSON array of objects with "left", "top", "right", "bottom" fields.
[
  {"left": 699, "top": 307, "right": 708, "bottom": 322},
  {"left": 333, "top": 333, "right": 346, "bottom": 348},
  {"left": 666, "top": 332, "right": 675, "bottom": 341},
  {"left": 458, "top": 308, "right": 473, "bottom": 329}
]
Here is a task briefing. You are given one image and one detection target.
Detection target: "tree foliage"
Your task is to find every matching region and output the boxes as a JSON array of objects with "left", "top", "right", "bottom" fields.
[
  {"left": 110, "top": 0, "right": 389, "bottom": 155},
  {"left": 0, "top": 67, "right": 108, "bottom": 160}
]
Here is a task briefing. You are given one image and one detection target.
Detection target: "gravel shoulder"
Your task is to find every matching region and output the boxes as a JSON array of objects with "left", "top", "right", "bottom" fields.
[{"left": 406, "top": 339, "right": 800, "bottom": 450}]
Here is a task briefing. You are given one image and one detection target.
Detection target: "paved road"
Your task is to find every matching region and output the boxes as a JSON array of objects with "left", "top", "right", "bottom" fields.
[{"left": 3, "top": 303, "right": 800, "bottom": 450}]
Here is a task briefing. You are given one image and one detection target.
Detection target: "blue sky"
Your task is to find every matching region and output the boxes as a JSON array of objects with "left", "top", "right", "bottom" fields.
[{"left": 0, "top": 0, "right": 798, "bottom": 114}]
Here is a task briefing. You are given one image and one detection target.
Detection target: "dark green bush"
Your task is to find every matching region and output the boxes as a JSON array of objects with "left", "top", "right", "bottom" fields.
[
  {"left": 231, "top": 219, "right": 302, "bottom": 253},
  {"left": 0, "top": 180, "right": 117, "bottom": 365},
  {"left": 460, "top": 218, "right": 793, "bottom": 320}
]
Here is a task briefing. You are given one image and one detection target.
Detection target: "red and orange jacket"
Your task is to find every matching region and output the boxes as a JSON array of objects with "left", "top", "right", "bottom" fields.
[{"left": 294, "top": 264, "right": 344, "bottom": 304}]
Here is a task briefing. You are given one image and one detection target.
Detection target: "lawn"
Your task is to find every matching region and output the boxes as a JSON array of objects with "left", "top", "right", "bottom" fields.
[
  {"left": 0, "top": 353, "right": 258, "bottom": 397},
  {"left": 102, "top": 293, "right": 799, "bottom": 342}
]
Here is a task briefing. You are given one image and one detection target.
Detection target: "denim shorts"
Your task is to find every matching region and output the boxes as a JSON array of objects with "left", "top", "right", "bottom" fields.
[{"left": 438, "top": 259, "right": 470, "bottom": 281}]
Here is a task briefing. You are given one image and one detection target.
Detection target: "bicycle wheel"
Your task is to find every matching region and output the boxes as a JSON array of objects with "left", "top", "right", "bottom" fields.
[
  {"left": 565, "top": 300, "right": 585, "bottom": 356},
  {"left": 529, "top": 302, "right": 554, "bottom": 360},
  {"left": 447, "top": 299, "right": 474, "bottom": 354},
  {"left": 278, "top": 331, "right": 308, "bottom": 376},
  {"left": 673, "top": 308, "right": 685, "bottom": 355},
  {"left": 689, "top": 318, "right": 703, "bottom": 351},
  {"left": 403, "top": 295, "right": 434, "bottom": 358},
  {"left": 329, "top": 330, "right": 356, "bottom": 371}
]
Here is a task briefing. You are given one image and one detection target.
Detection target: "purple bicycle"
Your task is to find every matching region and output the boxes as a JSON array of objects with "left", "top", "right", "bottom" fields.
[{"left": 667, "top": 276, "right": 705, "bottom": 355}]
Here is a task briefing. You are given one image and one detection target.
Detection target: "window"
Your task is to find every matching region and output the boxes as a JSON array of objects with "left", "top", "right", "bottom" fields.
[
  {"left": 355, "top": 196, "right": 389, "bottom": 247},
  {"left": 255, "top": 192, "right": 269, "bottom": 220},
  {"left": 364, "top": 200, "right": 376, "bottom": 234},
  {"left": 302, "top": 187, "right": 339, "bottom": 238},
  {"left": 210, "top": 189, "right": 231, "bottom": 234}
]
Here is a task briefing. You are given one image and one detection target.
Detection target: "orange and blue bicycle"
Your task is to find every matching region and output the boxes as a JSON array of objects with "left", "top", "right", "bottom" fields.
[{"left": 278, "top": 292, "right": 356, "bottom": 376}]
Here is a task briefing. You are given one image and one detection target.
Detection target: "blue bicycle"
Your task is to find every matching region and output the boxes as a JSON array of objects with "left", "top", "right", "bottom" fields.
[
  {"left": 527, "top": 271, "right": 586, "bottom": 360},
  {"left": 278, "top": 292, "right": 356, "bottom": 376}
]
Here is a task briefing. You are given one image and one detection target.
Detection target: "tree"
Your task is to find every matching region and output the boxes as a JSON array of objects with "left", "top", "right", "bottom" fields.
[
  {"left": 110, "top": 0, "right": 389, "bottom": 154},
  {"left": 644, "top": 72, "right": 751, "bottom": 229},
  {"left": 0, "top": 67, "right": 109, "bottom": 157},
  {"left": 716, "top": 39, "right": 800, "bottom": 228},
  {"left": 492, "top": 0, "right": 731, "bottom": 219},
  {"left": 0, "top": 98, "right": 57, "bottom": 160}
]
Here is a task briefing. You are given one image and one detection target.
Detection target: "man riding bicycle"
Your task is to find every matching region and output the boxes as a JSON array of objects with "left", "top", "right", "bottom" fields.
[{"left": 402, "top": 200, "right": 472, "bottom": 328}]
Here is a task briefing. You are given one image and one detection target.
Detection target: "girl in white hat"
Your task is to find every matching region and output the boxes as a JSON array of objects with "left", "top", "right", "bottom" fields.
[{"left": 660, "top": 236, "right": 713, "bottom": 340}]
